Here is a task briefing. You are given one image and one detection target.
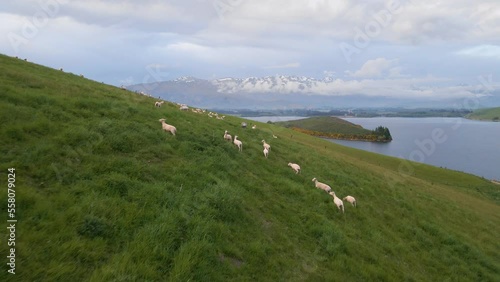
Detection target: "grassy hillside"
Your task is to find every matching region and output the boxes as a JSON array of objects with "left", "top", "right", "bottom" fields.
[
  {"left": 276, "top": 116, "right": 392, "bottom": 142},
  {"left": 0, "top": 54, "right": 499, "bottom": 281},
  {"left": 467, "top": 107, "right": 500, "bottom": 121}
]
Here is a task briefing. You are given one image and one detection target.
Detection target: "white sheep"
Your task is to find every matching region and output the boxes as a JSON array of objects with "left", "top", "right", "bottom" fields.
[
  {"left": 233, "top": 135, "right": 243, "bottom": 152},
  {"left": 263, "top": 147, "right": 269, "bottom": 158},
  {"left": 329, "top": 192, "right": 344, "bottom": 213},
  {"left": 179, "top": 104, "right": 189, "bottom": 111},
  {"left": 287, "top": 163, "right": 301, "bottom": 174},
  {"left": 261, "top": 140, "right": 271, "bottom": 151},
  {"left": 155, "top": 101, "right": 164, "bottom": 107},
  {"left": 312, "top": 178, "right": 331, "bottom": 193},
  {"left": 343, "top": 196, "right": 357, "bottom": 207},
  {"left": 223, "top": 130, "right": 232, "bottom": 142},
  {"left": 158, "top": 118, "right": 177, "bottom": 136},
  {"left": 252, "top": 125, "right": 257, "bottom": 129}
]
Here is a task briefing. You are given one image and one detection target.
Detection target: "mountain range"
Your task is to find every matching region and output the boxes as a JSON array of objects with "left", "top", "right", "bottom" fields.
[{"left": 127, "top": 76, "right": 500, "bottom": 110}]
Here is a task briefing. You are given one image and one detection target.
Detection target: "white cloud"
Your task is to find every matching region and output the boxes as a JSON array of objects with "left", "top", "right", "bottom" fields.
[
  {"left": 456, "top": 45, "right": 500, "bottom": 59},
  {"left": 346, "top": 58, "right": 399, "bottom": 78},
  {"left": 165, "top": 42, "right": 210, "bottom": 53},
  {"left": 263, "top": 62, "right": 301, "bottom": 69},
  {"left": 0, "top": 0, "right": 498, "bottom": 100}
]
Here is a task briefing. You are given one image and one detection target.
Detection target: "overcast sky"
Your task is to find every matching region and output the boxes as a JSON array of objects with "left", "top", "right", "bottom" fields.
[{"left": 1, "top": 0, "right": 499, "bottom": 102}]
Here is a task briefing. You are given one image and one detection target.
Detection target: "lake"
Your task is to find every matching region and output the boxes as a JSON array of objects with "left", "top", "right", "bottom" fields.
[{"left": 245, "top": 116, "right": 500, "bottom": 180}]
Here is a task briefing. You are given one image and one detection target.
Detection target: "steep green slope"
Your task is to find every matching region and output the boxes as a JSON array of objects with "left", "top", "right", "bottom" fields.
[
  {"left": 467, "top": 107, "right": 500, "bottom": 121},
  {"left": 0, "top": 54, "right": 499, "bottom": 281}
]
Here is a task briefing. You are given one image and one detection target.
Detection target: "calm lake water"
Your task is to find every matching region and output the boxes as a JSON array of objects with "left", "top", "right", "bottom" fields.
[{"left": 246, "top": 116, "right": 500, "bottom": 180}]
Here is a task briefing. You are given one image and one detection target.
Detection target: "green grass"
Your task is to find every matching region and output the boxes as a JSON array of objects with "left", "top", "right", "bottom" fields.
[
  {"left": 0, "top": 54, "right": 499, "bottom": 281},
  {"left": 467, "top": 107, "right": 500, "bottom": 121}
]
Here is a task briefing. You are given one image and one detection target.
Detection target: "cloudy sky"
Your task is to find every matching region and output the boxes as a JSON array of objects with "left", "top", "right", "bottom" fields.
[{"left": 1, "top": 0, "right": 499, "bottom": 103}]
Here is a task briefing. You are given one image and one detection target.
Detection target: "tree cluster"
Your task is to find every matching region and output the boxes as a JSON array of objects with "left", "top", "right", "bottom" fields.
[{"left": 373, "top": 126, "right": 392, "bottom": 141}]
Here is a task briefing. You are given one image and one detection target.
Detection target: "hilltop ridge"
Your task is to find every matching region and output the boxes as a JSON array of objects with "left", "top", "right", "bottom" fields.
[
  {"left": 0, "top": 54, "right": 499, "bottom": 281},
  {"left": 467, "top": 107, "right": 500, "bottom": 121},
  {"left": 275, "top": 116, "right": 392, "bottom": 142}
]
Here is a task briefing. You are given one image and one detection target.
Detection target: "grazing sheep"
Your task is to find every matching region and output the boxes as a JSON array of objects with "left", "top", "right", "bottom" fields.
[
  {"left": 223, "top": 130, "right": 232, "bottom": 142},
  {"left": 273, "top": 134, "right": 278, "bottom": 139},
  {"left": 312, "top": 178, "right": 332, "bottom": 193},
  {"left": 329, "top": 192, "right": 345, "bottom": 213},
  {"left": 287, "top": 163, "right": 301, "bottom": 174},
  {"left": 263, "top": 147, "right": 269, "bottom": 158},
  {"left": 233, "top": 135, "right": 243, "bottom": 152},
  {"left": 261, "top": 140, "right": 271, "bottom": 151},
  {"left": 343, "top": 196, "right": 357, "bottom": 207},
  {"left": 179, "top": 104, "right": 189, "bottom": 111},
  {"left": 252, "top": 125, "right": 257, "bottom": 129},
  {"left": 155, "top": 101, "right": 164, "bottom": 107},
  {"left": 158, "top": 118, "right": 177, "bottom": 136},
  {"left": 241, "top": 122, "right": 247, "bottom": 128}
]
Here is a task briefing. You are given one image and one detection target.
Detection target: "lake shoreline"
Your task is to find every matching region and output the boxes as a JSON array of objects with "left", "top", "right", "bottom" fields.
[{"left": 327, "top": 117, "right": 500, "bottom": 180}]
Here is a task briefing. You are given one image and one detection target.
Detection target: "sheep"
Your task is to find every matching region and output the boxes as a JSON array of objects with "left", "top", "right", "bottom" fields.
[
  {"left": 261, "top": 140, "right": 271, "bottom": 151},
  {"left": 241, "top": 122, "right": 247, "bottom": 128},
  {"left": 158, "top": 118, "right": 177, "bottom": 136},
  {"left": 179, "top": 104, "right": 189, "bottom": 111},
  {"left": 343, "top": 195, "right": 357, "bottom": 207},
  {"left": 273, "top": 134, "right": 278, "bottom": 139},
  {"left": 263, "top": 147, "right": 269, "bottom": 158},
  {"left": 155, "top": 101, "right": 164, "bottom": 107},
  {"left": 223, "top": 130, "right": 232, "bottom": 142},
  {"left": 287, "top": 163, "right": 301, "bottom": 174},
  {"left": 252, "top": 125, "right": 257, "bottom": 129},
  {"left": 329, "top": 192, "right": 345, "bottom": 213},
  {"left": 233, "top": 135, "right": 243, "bottom": 152},
  {"left": 311, "top": 178, "right": 331, "bottom": 193}
]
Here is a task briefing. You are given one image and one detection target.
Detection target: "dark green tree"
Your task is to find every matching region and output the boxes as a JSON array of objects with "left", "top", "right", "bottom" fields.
[{"left": 373, "top": 126, "right": 392, "bottom": 141}]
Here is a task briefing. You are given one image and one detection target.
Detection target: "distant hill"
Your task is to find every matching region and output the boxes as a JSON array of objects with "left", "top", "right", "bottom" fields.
[
  {"left": 276, "top": 116, "right": 392, "bottom": 142},
  {"left": 467, "top": 107, "right": 500, "bottom": 121},
  {"left": 1, "top": 54, "right": 499, "bottom": 281}
]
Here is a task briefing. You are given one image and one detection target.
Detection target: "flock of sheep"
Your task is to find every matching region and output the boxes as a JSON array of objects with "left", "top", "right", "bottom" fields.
[
  {"left": 156, "top": 100, "right": 357, "bottom": 214},
  {"left": 311, "top": 178, "right": 357, "bottom": 213}
]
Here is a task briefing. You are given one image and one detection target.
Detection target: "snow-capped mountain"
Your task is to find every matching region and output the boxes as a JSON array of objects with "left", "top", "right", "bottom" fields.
[
  {"left": 212, "top": 75, "right": 330, "bottom": 94},
  {"left": 127, "top": 75, "right": 500, "bottom": 110}
]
